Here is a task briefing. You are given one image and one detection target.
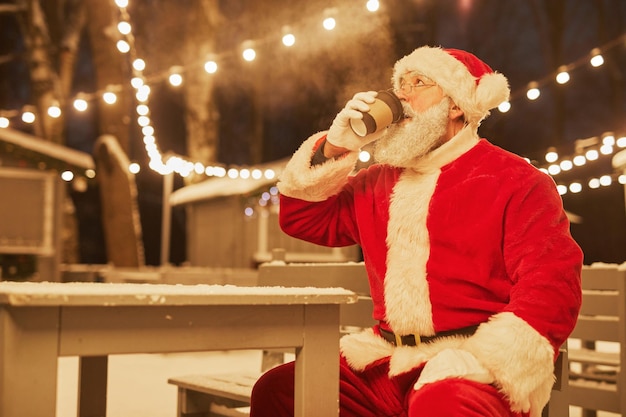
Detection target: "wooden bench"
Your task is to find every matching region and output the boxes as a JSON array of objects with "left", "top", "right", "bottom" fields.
[
  {"left": 567, "top": 264, "right": 626, "bottom": 416},
  {"left": 168, "top": 261, "right": 374, "bottom": 417},
  {"left": 168, "top": 261, "right": 569, "bottom": 417}
]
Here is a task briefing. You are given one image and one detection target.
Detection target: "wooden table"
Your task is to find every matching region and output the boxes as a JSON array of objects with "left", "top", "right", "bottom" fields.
[{"left": 0, "top": 281, "right": 357, "bottom": 417}]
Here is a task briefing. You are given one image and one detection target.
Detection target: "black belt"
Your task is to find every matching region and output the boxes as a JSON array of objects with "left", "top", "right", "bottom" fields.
[{"left": 379, "top": 325, "right": 479, "bottom": 347}]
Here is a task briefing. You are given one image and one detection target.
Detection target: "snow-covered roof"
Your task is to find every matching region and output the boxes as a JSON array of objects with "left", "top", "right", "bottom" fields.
[
  {"left": 0, "top": 127, "right": 94, "bottom": 169},
  {"left": 169, "top": 160, "right": 286, "bottom": 206}
]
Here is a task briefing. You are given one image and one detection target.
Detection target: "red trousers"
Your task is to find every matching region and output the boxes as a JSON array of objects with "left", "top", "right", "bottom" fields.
[{"left": 250, "top": 356, "right": 523, "bottom": 417}]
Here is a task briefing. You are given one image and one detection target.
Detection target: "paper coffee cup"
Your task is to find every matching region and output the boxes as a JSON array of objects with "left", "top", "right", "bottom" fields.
[{"left": 350, "top": 90, "right": 403, "bottom": 137}]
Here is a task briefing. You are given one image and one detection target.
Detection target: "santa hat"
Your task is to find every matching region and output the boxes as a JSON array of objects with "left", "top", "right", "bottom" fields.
[{"left": 393, "top": 46, "right": 510, "bottom": 125}]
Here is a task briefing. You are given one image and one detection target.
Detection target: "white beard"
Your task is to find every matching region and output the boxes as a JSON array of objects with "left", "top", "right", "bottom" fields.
[{"left": 374, "top": 97, "right": 451, "bottom": 168}]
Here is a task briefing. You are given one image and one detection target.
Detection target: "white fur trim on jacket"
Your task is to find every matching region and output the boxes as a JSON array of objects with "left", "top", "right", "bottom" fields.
[
  {"left": 385, "top": 169, "right": 438, "bottom": 335},
  {"left": 277, "top": 131, "right": 359, "bottom": 202},
  {"left": 340, "top": 327, "right": 475, "bottom": 374},
  {"left": 383, "top": 126, "right": 479, "bottom": 335},
  {"left": 462, "top": 312, "right": 555, "bottom": 417}
]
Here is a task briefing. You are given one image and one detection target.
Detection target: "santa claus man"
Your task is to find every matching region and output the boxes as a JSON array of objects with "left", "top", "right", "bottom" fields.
[{"left": 250, "top": 46, "right": 582, "bottom": 417}]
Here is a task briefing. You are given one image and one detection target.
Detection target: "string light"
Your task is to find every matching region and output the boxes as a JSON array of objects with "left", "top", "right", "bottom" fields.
[
  {"left": 526, "top": 82, "right": 540, "bottom": 100},
  {"left": 497, "top": 32, "right": 626, "bottom": 114},
  {"left": 204, "top": 59, "right": 218, "bottom": 74},
  {"left": 322, "top": 8, "right": 338, "bottom": 31},
  {"left": 497, "top": 101, "right": 511, "bottom": 113},
  {"left": 590, "top": 48, "right": 604, "bottom": 67},
  {"left": 366, "top": 0, "right": 380, "bottom": 12},
  {"left": 281, "top": 26, "right": 296, "bottom": 47},
  {"left": 103, "top": 91, "right": 117, "bottom": 104},
  {"left": 555, "top": 66, "right": 570, "bottom": 84},
  {"left": 545, "top": 148, "right": 559, "bottom": 163},
  {"left": 73, "top": 97, "right": 88, "bottom": 112},
  {"left": 0, "top": 0, "right": 622, "bottom": 190},
  {"left": 538, "top": 132, "right": 626, "bottom": 196},
  {"left": 117, "top": 21, "right": 132, "bottom": 35},
  {"left": 21, "top": 111, "right": 35, "bottom": 123},
  {"left": 47, "top": 104, "right": 61, "bottom": 118},
  {"left": 168, "top": 69, "right": 183, "bottom": 87}
]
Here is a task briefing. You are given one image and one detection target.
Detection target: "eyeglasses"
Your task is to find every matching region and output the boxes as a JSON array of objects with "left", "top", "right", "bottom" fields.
[{"left": 395, "top": 74, "right": 437, "bottom": 96}]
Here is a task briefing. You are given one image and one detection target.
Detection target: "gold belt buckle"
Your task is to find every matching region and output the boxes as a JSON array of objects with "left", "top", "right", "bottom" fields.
[{"left": 394, "top": 333, "right": 421, "bottom": 346}]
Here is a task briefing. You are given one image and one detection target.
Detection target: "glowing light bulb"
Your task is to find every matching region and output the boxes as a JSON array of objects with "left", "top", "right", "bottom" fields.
[
  {"left": 137, "top": 115, "right": 150, "bottom": 127},
  {"left": 242, "top": 48, "right": 256, "bottom": 61},
  {"left": 585, "top": 149, "right": 599, "bottom": 161},
  {"left": 129, "top": 162, "right": 140, "bottom": 174},
  {"left": 116, "top": 40, "right": 130, "bottom": 53},
  {"left": 136, "top": 104, "right": 149, "bottom": 116},
  {"left": 103, "top": 91, "right": 117, "bottom": 104},
  {"left": 323, "top": 17, "right": 336, "bottom": 30},
  {"left": 61, "top": 170, "right": 74, "bottom": 181},
  {"left": 555, "top": 70, "right": 570, "bottom": 84},
  {"left": 602, "top": 135, "right": 615, "bottom": 146},
  {"left": 590, "top": 48, "right": 604, "bottom": 67},
  {"left": 282, "top": 33, "right": 295, "bottom": 47},
  {"left": 572, "top": 155, "right": 586, "bottom": 166},
  {"left": 204, "top": 60, "right": 218, "bottom": 74},
  {"left": 47, "top": 105, "right": 61, "bottom": 118},
  {"left": 359, "top": 150, "right": 371, "bottom": 163},
  {"left": 545, "top": 150, "right": 558, "bottom": 163},
  {"left": 599, "top": 175, "right": 612, "bottom": 186},
  {"left": 559, "top": 159, "right": 572, "bottom": 171},
  {"left": 366, "top": 0, "right": 380, "bottom": 12},
  {"left": 569, "top": 183, "right": 582, "bottom": 193},
  {"left": 73, "top": 99, "right": 88, "bottom": 111},
  {"left": 22, "top": 111, "right": 35, "bottom": 123},
  {"left": 498, "top": 101, "right": 511, "bottom": 113},
  {"left": 548, "top": 164, "right": 561, "bottom": 175},
  {"left": 600, "top": 144, "right": 613, "bottom": 155},
  {"left": 169, "top": 73, "right": 183, "bottom": 87},
  {"left": 117, "top": 21, "right": 131, "bottom": 35},
  {"left": 133, "top": 58, "right": 146, "bottom": 71},
  {"left": 526, "top": 86, "right": 540, "bottom": 100},
  {"left": 136, "top": 85, "right": 150, "bottom": 102}
]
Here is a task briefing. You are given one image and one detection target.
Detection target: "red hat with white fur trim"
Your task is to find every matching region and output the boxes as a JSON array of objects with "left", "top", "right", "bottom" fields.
[{"left": 393, "top": 46, "right": 510, "bottom": 125}]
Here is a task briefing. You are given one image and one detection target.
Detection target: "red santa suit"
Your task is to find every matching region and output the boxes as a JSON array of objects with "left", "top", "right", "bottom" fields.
[
  {"left": 276, "top": 125, "right": 582, "bottom": 416},
  {"left": 250, "top": 46, "right": 583, "bottom": 417}
]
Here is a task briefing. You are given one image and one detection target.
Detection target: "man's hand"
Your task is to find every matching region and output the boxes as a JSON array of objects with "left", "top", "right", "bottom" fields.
[
  {"left": 414, "top": 348, "right": 494, "bottom": 390},
  {"left": 327, "top": 91, "right": 386, "bottom": 151}
]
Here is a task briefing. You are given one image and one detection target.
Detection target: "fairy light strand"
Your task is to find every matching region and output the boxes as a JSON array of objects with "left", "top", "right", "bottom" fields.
[{"left": 0, "top": 1, "right": 623, "bottom": 193}]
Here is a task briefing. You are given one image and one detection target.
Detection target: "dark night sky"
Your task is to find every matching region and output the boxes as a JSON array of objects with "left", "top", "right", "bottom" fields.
[{"left": 1, "top": 0, "right": 625, "bottom": 265}]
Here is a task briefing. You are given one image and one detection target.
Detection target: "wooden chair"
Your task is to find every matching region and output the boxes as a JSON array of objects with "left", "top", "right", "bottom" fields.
[
  {"left": 168, "top": 261, "right": 374, "bottom": 417},
  {"left": 168, "top": 260, "right": 570, "bottom": 417},
  {"left": 542, "top": 347, "right": 569, "bottom": 417},
  {"left": 567, "top": 265, "right": 626, "bottom": 416}
]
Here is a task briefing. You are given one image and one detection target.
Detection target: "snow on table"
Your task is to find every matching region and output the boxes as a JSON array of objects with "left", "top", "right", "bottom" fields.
[{"left": 0, "top": 281, "right": 358, "bottom": 307}]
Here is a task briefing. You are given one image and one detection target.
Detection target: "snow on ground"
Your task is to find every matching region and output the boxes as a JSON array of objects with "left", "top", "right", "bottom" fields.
[{"left": 56, "top": 350, "right": 262, "bottom": 417}]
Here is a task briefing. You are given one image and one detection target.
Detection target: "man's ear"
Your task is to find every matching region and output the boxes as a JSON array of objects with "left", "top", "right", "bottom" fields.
[{"left": 449, "top": 103, "right": 464, "bottom": 121}]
